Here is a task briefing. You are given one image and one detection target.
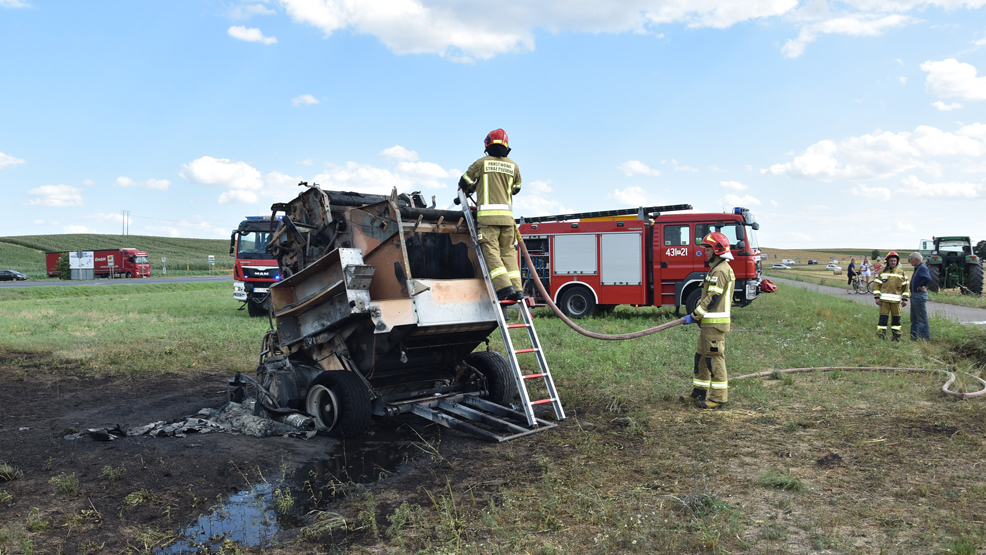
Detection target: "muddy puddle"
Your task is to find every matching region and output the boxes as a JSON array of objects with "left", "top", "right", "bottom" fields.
[{"left": 158, "top": 428, "right": 420, "bottom": 552}]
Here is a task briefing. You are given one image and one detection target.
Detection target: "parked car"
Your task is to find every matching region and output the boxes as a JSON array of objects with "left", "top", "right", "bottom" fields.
[
  {"left": 782, "top": 259, "right": 796, "bottom": 265},
  {"left": 825, "top": 263, "right": 842, "bottom": 271},
  {"left": 807, "top": 260, "right": 820, "bottom": 265},
  {"left": 772, "top": 264, "right": 792, "bottom": 269},
  {"left": 0, "top": 270, "right": 27, "bottom": 281}
]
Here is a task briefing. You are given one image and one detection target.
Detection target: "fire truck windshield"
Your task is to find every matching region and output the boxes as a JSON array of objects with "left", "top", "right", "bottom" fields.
[
  {"left": 695, "top": 222, "right": 760, "bottom": 252},
  {"left": 237, "top": 231, "right": 272, "bottom": 259}
]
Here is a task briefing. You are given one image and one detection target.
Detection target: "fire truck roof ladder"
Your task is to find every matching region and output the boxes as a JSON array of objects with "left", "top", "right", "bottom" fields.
[
  {"left": 459, "top": 189, "right": 565, "bottom": 430},
  {"left": 516, "top": 203, "right": 693, "bottom": 224}
]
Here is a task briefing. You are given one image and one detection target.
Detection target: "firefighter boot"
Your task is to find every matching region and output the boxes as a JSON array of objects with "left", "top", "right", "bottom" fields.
[
  {"left": 698, "top": 399, "right": 727, "bottom": 410},
  {"left": 678, "top": 388, "right": 706, "bottom": 405},
  {"left": 891, "top": 332, "right": 902, "bottom": 342},
  {"left": 496, "top": 286, "right": 516, "bottom": 301}
]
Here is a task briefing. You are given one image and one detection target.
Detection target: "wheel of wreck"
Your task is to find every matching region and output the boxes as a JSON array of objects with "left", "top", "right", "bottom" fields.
[
  {"left": 305, "top": 371, "right": 372, "bottom": 437},
  {"left": 466, "top": 351, "right": 516, "bottom": 407}
]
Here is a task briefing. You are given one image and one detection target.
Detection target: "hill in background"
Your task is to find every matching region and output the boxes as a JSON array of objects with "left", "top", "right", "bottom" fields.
[{"left": 0, "top": 234, "right": 233, "bottom": 277}]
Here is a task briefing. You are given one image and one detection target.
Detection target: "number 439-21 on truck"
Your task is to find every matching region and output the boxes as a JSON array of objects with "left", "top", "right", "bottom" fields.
[{"left": 518, "top": 205, "right": 763, "bottom": 318}]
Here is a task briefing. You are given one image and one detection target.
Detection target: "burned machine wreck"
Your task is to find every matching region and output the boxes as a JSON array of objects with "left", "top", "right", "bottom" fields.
[{"left": 231, "top": 185, "right": 561, "bottom": 441}]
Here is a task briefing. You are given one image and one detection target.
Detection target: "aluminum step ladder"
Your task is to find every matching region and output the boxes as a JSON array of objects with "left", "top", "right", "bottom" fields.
[{"left": 457, "top": 189, "right": 565, "bottom": 427}]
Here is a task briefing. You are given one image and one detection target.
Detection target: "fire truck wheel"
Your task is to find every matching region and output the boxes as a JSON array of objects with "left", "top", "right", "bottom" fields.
[
  {"left": 247, "top": 300, "right": 267, "bottom": 317},
  {"left": 466, "top": 351, "right": 516, "bottom": 406},
  {"left": 684, "top": 288, "right": 702, "bottom": 316},
  {"left": 306, "top": 371, "right": 372, "bottom": 437},
  {"left": 559, "top": 286, "right": 596, "bottom": 319}
]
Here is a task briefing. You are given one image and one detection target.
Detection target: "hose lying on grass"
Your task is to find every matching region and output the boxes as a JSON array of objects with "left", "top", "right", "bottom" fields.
[
  {"left": 519, "top": 240, "right": 684, "bottom": 340},
  {"left": 732, "top": 366, "right": 986, "bottom": 400}
]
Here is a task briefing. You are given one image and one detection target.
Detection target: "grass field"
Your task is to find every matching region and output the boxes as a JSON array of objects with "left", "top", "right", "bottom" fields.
[
  {"left": 0, "top": 233, "right": 234, "bottom": 278},
  {"left": 1, "top": 281, "right": 985, "bottom": 553}
]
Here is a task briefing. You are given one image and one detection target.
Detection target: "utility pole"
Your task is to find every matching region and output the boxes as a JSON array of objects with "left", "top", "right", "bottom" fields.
[{"left": 121, "top": 210, "right": 130, "bottom": 235}]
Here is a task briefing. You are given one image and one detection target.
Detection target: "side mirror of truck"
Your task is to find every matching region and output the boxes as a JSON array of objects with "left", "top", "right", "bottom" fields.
[
  {"left": 736, "top": 240, "right": 746, "bottom": 250},
  {"left": 229, "top": 232, "right": 237, "bottom": 256}
]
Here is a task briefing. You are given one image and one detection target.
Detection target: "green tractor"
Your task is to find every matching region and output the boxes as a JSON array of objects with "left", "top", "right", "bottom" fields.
[{"left": 918, "top": 237, "right": 984, "bottom": 296}]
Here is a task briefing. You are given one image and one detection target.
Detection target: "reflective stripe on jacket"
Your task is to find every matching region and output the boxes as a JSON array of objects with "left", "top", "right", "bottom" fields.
[
  {"left": 460, "top": 156, "right": 522, "bottom": 226},
  {"left": 692, "top": 257, "right": 735, "bottom": 332},
  {"left": 874, "top": 265, "right": 909, "bottom": 301}
]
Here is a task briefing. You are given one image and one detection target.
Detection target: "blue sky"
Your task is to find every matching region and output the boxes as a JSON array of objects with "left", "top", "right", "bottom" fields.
[{"left": 1, "top": 0, "right": 985, "bottom": 248}]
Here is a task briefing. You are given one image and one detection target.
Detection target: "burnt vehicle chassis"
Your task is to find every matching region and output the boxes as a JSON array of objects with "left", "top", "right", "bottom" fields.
[{"left": 235, "top": 185, "right": 546, "bottom": 440}]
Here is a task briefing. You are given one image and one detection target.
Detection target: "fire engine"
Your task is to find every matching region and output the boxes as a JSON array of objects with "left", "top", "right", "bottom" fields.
[
  {"left": 517, "top": 205, "right": 763, "bottom": 318},
  {"left": 229, "top": 216, "right": 281, "bottom": 317}
]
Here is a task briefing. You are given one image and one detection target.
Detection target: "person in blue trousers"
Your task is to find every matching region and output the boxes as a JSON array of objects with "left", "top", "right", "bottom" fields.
[{"left": 908, "top": 252, "right": 931, "bottom": 341}]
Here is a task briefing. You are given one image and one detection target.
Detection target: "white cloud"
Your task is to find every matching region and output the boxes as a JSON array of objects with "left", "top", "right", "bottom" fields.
[
  {"left": 312, "top": 156, "right": 456, "bottom": 194},
  {"left": 180, "top": 156, "right": 264, "bottom": 204},
  {"left": 933, "top": 101, "right": 963, "bottom": 111},
  {"left": 850, "top": 183, "right": 891, "bottom": 201},
  {"left": 279, "top": 0, "right": 799, "bottom": 62},
  {"left": 921, "top": 59, "right": 986, "bottom": 101},
  {"left": 34, "top": 219, "right": 45, "bottom": 224},
  {"left": 669, "top": 158, "right": 699, "bottom": 172},
  {"left": 27, "top": 184, "right": 84, "bottom": 207},
  {"left": 0, "top": 150, "right": 26, "bottom": 169},
  {"left": 769, "top": 200, "right": 778, "bottom": 206},
  {"left": 229, "top": 3, "right": 276, "bottom": 19},
  {"left": 606, "top": 185, "right": 670, "bottom": 206},
  {"left": 720, "top": 180, "right": 748, "bottom": 190},
  {"left": 380, "top": 145, "right": 419, "bottom": 161},
  {"left": 976, "top": 37, "right": 986, "bottom": 47},
  {"left": 116, "top": 176, "right": 171, "bottom": 190},
  {"left": 898, "top": 76, "right": 907, "bottom": 85},
  {"left": 896, "top": 221, "right": 915, "bottom": 232},
  {"left": 297, "top": 159, "right": 314, "bottom": 166},
  {"left": 63, "top": 225, "right": 95, "bottom": 234},
  {"left": 619, "top": 160, "right": 661, "bottom": 177},
  {"left": 396, "top": 161, "right": 451, "bottom": 188},
  {"left": 291, "top": 94, "right": 319, "bottom": 106},
  {"left": 81, "top": 178, "right": 95, "bottom": 186},
  {"left": 896, "top": 175, "right": 983, "bottom": 198},
  {"left": 85, "top": 212, "right": 125, "bottom": 224},
  {"left": 228, "top": 25, "right": 278, "bottom": 44},
  {"left": 781, "top": 14, "right": 912, "bottom": 58},
  {"left": 724, "top": 193, "right": 761, "bottom": 206},
  {"left": 0, "top": 0, "right": 29, "bottom": 7},
  {"left": 763, "top": 123, "right": 986, "bottom": 181},
  {"left": 513, "top": 179, "right": 573, "bottom": 217}
]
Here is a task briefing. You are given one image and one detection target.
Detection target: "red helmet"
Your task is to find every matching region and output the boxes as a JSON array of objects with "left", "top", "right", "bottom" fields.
[
  {"left": 484, "top": 128, "right": 509, "bottom": 149},
  {"left": 700, "top": 232, "right": 731, "bottom": 256},
  {"left": 886, "top": 251, "right": 899, "bottom": 262}
]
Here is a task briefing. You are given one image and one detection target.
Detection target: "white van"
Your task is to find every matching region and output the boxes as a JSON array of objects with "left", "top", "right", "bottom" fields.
[{"left": 782, "top": 259, "right": 796, "bottom": 265}]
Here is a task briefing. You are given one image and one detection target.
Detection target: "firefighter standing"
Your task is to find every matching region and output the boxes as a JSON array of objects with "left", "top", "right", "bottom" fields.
[
  {"left": 459, "top": 129, "right": 525, "bottom": 301},
  {"left": 873, "top": 251, "right": 909, "bottom": 341},
  {"left": 679, "top": 232, "right": 735, "bottom": 409}
]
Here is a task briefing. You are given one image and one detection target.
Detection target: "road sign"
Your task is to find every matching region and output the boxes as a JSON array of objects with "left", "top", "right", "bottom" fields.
[{"left": 208, "top": 255, "right": 215, "bottom": 263}]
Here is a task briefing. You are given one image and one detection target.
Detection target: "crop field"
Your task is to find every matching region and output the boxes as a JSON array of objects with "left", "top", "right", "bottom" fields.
[
  {"left": 1, "top": 281, "right": 985, "bottom": 554},
  {"left": 0, "top": 234, "right": 234, "bottom": 278}
]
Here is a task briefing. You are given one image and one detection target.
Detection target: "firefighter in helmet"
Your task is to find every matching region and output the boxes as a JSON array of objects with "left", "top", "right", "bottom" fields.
[
  {"left": 458, "top": 129, "right": 525, "bottom": 301},
  {"left": 873, "top": 251, "right": 909, "bottom": 341},
  {"left": 679, "top": 232, "right": 736, "bottom": 409}
]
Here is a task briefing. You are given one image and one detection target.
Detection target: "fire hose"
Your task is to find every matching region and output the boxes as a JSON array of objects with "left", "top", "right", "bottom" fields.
[{"left": 518, "top": 241, "right": 986, "bottom": 399}]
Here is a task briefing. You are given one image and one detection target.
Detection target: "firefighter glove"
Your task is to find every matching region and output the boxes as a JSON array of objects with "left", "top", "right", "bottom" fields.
[{"left": 683, "top": 315, "right": 695, "bottom": 325}]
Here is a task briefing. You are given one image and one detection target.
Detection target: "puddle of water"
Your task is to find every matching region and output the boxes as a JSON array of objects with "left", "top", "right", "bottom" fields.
[{"left": 158, "top": 483, "right": 279, "bottom": 554}]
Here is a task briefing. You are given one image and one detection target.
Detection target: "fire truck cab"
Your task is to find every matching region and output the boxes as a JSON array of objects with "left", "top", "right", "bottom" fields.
[
  {"left": 230, "top": 216, "right": 281, "bottom": 317},
  {"left": 518, "top": 206, "right": 762, "bottom": 318}
]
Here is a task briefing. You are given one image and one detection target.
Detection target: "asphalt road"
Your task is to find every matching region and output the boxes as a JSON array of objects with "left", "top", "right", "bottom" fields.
[
  {"left": 766, "top": 275, "right": 986, "bottom": 325},
  {"left": 0, "top": 275, "right": 231, "bottom": 288}
]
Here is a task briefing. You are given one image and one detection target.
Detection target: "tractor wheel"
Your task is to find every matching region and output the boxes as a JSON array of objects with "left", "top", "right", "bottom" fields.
[
  {"left": 558, "top": 285, "right": 596, "bottom": 319},
  {"left": 927, "top": 265, "right": 941, "bottom": 292},
  {"left": 684, "top": 288, "right": 703, "bottom": 316},
  {"left": 968, "top": 263, "right": 984, "bottom": 296},
  {"left": 466, "top": 351, "right": 516, "bottom": 406},
  {"left": 305, "top": 371, "right": 372, "bottom": 437}
]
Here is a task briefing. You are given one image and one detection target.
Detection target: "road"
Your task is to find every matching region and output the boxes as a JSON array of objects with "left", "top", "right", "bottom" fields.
[
  {"left": 766, "top": 275, "right": 986, "bottom": 325},
  {"left": 0, "top": 275, "right": 231, "bottom": 288}
]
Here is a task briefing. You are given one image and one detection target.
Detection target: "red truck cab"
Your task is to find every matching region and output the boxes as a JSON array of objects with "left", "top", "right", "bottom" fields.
[{"left": 230, "top": 216, "right": 281, "bottom": 317}]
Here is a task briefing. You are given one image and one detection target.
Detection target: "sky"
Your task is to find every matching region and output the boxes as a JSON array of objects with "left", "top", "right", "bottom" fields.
[{"left": 1, "top": 0, "right": 985, "bottom": 249}]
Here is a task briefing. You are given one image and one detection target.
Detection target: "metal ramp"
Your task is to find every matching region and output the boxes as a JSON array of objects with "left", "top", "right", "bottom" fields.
[
  {"left": 408, "top": 395, "right": 556, "bottom": 443},
  {"left": 457, "top": 189, "right": 566, "bottom": 427}
]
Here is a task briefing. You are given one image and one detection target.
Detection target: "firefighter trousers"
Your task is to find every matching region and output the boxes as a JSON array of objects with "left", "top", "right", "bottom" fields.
[
  {"left": 693, "top": 327, "right": 728, "bottom": 403},
  {"left": 877, "top": 301, "right": 902, "bottom": 339},
  {"left": 478, "top": 224, "right": 522, "bottom": 292}
]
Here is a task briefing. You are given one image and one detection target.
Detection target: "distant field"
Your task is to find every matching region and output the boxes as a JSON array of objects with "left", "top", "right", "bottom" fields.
[
  {"left": 0, "top": 234, "right": 234, "bottom": 278},
  {"left": 759, "top": 247, "right": 912, "bottom": 265}
]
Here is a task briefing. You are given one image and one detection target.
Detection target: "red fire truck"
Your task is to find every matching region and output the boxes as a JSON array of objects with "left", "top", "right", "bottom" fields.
[
  {"left": 230, "top": 216, "right": 281, "bottom": 317},
  {"left": 45, "top": 248, "right": 150, "bottom": 278},
  {"left": 517, "top": 205, "right": 763, "bottom": 318}
]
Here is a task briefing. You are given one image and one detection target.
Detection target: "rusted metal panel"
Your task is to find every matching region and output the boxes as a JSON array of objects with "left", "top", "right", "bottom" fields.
[{"left": 412, "top": 278, "right": 497, "bottom": 328}]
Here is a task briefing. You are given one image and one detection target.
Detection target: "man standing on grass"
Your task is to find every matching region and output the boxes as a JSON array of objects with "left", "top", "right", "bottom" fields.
[
  {"left": 679, "top": 232, "right": 735, "bottom": 409},
  {"left": 908, "top": 252, "right": 931, "bottom": 341},
  {"left": 873, "top": 251, "right": 909, "bottom": 341}
]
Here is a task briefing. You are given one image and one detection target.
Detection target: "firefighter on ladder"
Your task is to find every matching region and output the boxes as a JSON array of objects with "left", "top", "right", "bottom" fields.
[
  {"left": 679, "top": 232, "right": 735, "bottom": 409},
  {"left": 873, "top": 251, "right": 909, "bottom": 341},
  {"left": 458, "top": 129, "right": 525, "bottom": 301}
]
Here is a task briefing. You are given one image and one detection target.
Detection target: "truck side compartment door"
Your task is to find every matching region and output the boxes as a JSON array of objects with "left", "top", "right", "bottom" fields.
[{"left": 659, "top": 224, "right": 695, "bottom": 305}]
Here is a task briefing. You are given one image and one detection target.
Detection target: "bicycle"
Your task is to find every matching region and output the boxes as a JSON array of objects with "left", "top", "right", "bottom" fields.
[{"left": 851, "top": 273, "right": 873, "bottom": 294}]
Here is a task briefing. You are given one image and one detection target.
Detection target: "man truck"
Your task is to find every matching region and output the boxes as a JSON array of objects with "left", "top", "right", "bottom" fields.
[{"left": 230, "top": 216, "right": 282, "bottom": 316}]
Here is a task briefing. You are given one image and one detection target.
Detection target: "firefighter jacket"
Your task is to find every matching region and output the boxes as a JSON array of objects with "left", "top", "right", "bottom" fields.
[
  {"left": 691, "top": 257, "right": 735, "bottom": 333},
  {"left": 874, "top": 264, "right": 909, "bottom": 302},
  {"left": 459, "top": 155, "right": 522, "bottom": 226}
]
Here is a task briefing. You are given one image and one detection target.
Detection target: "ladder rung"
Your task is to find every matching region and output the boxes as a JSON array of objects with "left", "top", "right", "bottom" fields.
[
  {"left": 514, "top": 348, "right": 538, "bottom": 354},
  {"left": 531, "top": 399, "right": 555, "bottom": 406},
  {"left": 507, "top": 324, "right": 528, "bottom": 329},
  {"left": 523, "top": 373, "right": 545, "bottom": 380}
]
